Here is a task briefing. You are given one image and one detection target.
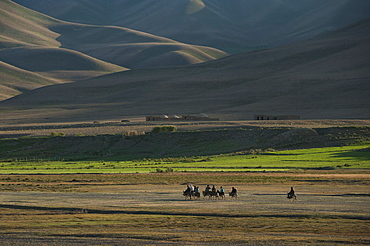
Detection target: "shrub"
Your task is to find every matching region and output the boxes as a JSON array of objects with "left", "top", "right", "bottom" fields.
[
  {"left": 152, "top": 125, "right": 177, "bottom": 133},
  {"left": 156, "top": 167, "right": 174, "bottom": 173},
  {"left": 123, "top": 130, "right": 145, "bottom": 139},
  {"left": 50, "top": 132, "right": 66, "bottom": 137},
  {"left": 156, "top": 168, "right": 164, "bottom": 173}
]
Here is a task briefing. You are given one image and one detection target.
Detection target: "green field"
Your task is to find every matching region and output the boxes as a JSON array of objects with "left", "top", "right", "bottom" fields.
[{"left": 1, "top": 142, "right": 369, "bottom": 174}]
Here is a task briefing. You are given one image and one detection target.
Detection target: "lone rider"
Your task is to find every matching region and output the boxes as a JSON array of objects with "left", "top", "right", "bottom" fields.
[
  {"left": 230, "top": 187, "right": 237, "bottom": 196},
  {"left": 287, "top": 187, "right": 295, "bottom": 199}
]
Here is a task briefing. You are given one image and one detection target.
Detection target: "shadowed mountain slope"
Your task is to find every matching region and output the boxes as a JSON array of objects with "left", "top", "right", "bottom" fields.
[
  {"left": 0, "top": 47, "right": 124, "bottom": 72},
  {"left": 13, "top": 0, "right": 370, "bottom": 53},
  {"left": 0, "top": 0, "right": 226, "bottom": 100},
  {"left": 1, "top": 18, "right": 369, "bottom": 123}
]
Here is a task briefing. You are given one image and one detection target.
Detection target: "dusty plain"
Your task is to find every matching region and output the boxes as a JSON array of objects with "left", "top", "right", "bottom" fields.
[
  {"left": 1, "top": 172, "right": 370, "bottom": 245},
  {"left": 0, "top": 170, "right": 370, "bottom": 245}
]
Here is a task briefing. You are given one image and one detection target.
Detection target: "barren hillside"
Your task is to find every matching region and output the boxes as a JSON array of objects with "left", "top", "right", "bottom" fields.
[
  {"left": 13, "top": 0, "right": 370, "bottom": 53},
  {"left": 1, "top": 18, "right": 369, "bottom": 123}
]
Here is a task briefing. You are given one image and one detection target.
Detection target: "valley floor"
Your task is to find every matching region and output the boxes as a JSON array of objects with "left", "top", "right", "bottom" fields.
[{"left": 1, "top": 173, "right": 369, "bottom": 245}]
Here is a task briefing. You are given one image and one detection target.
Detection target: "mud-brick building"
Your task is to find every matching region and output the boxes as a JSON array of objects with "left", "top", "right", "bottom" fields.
[
  {"left": 146, "top": 113, "right": 219, "bottom": 121},
  {"left": 254, "top": 115, "right": 300, "bottom": 120},
  {"left": 181, "top": 113, "right": 219, "bottom": 121},
  {"left": 146, "top": 115, "right": 181, "bottom": 121}
]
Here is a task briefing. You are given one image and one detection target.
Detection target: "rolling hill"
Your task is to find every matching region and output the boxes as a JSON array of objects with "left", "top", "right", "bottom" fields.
[
  {"left": 1, "top": 17, "right": 369, "bottom": 123},
  {"left": 1, "top": 0, "right": 227, "bottom": 69},
  {"left": 13, "top": 0, "right": 370, "bottom": 53},
  {"left": 0, "top": 61, "right": 60, "bottom": 101},
  {"left": 0, "top": 0, "right": 125, "bottom": 99},
  {"left": 0, "top": 0, "right": 227, "bottom": 100},
  {"left": 50, "top": 23, "right": 227, "bottom": 69}
]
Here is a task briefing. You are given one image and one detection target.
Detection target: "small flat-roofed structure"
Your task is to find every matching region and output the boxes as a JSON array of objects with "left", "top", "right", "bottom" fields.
[
  {"left": 146, "top": 115, "right": 171, "bottom": 121},
  {"left": 254, "top": 115, "right": 300, "bottom": 120}
]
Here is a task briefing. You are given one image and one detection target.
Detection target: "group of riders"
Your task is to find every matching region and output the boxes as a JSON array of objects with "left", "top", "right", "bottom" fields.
[
  {"left": 183, "top": 184, "right": 297, "bottom": 201},
  {"left": 183, "top": 184, "right": 238, "bottom": 199}
]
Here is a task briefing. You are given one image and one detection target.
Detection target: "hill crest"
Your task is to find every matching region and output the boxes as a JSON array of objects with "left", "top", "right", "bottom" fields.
[{"left": 13, "top": 0, "right": 370, "bottom": 53}]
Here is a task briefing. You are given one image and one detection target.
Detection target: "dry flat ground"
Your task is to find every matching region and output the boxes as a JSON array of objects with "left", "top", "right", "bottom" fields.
[{"left": 1, "top": 174, "right": 370, "bottom": 245}]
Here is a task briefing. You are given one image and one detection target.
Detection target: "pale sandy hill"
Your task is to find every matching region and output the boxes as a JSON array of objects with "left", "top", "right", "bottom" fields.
[
  {"left": 0, "top": 61, "right": 61, "bottom": 100},
  {"left": 1, "top": 18, "right": 369, "bottom": 123},
  {"left": 1, "top": 0, "right": 227, "bottom": 70},
  {"left": 0, "top": 0, "right": 227, "bottom": 100},
  {"left": 13, "top": 0, "right": 370, "bottom": 53},
  {"left": 74, "top": 42, "right": 226, "bottom": 69},
  {"left": 50, "top": 23, "right": 227, "bottom": 69},
  {"left": 0, "top": 0, "right": 60, "bottom": 48},
  {"left": 0, "top": 0, "right": 126, "bottom": 99}
]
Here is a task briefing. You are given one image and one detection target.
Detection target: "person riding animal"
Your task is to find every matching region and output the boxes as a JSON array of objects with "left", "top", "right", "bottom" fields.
[
  {"left": 287, "top": 187, "right": 296, "bottom": 201},
  {"left": 217, "top": 186, "right": 225, "bottom": 199},
  {"left": 204, "top": 185, "right": 211, "bottom": 196},
  {"left": 183, "top": 184, "right": 200, "bottom": 199},
  {"left": 184, "top": 184, "right": 194, "bottom": 195},
  {"left": 229, "top": 187, "right": 238, "bottom": 198},
  {"left": 194, "top": 186, "right": 200, "bottom": 197}
]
